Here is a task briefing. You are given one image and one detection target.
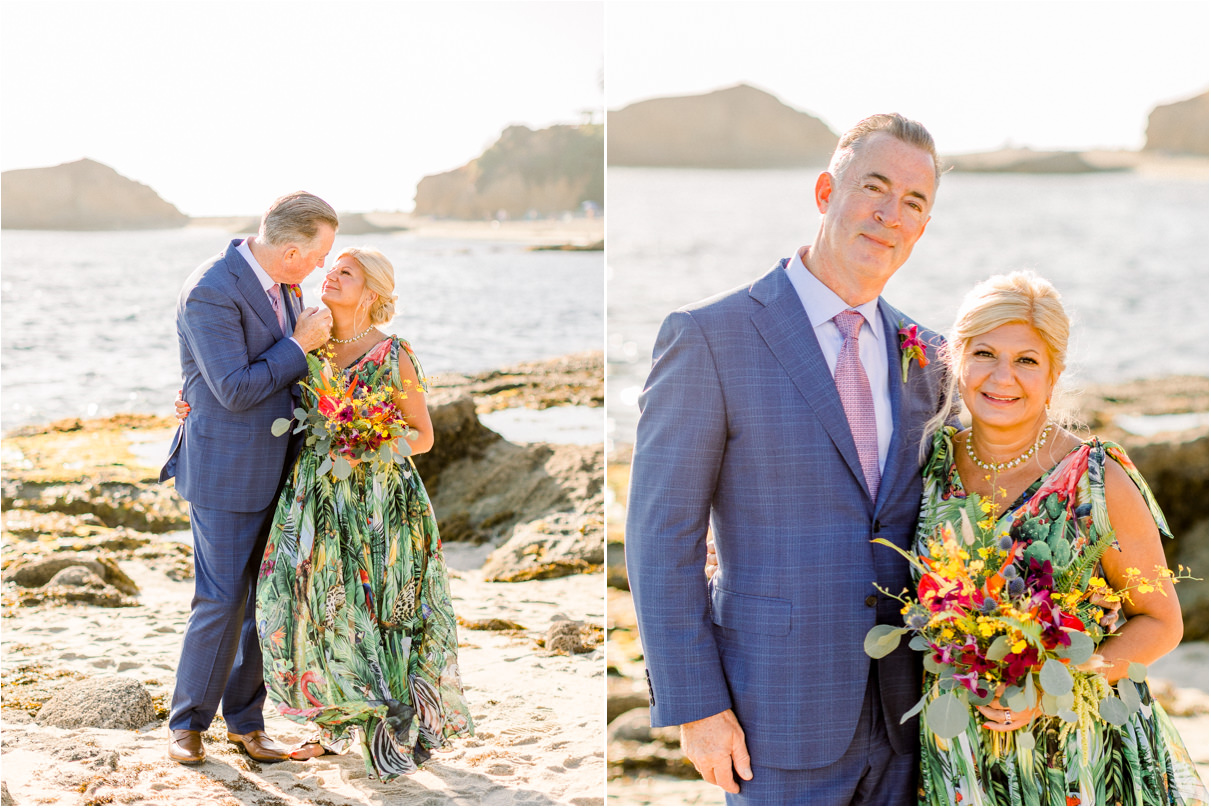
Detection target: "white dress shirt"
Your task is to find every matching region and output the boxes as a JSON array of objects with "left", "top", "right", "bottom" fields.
[
  {"left": 237, "top": 239, "right": 301, "bottom": 352},
  {"left": 785, "top": 249, "right": 893, "bottom": 473}
]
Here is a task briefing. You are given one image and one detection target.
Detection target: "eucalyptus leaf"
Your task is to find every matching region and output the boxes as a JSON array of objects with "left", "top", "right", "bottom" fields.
[
  {"left": 1099, "top": 696, "right": 1131, "bottom": 726},
  {"left": 900, "top": 692, "right": 929, "bottom": 725},
  {"left": 317, "top": 439, "right": 331, "bottom": 455},
  {"left": 1056, "top": 692, "right": 1075, "bottom": 711},
  {"left": 1039, "top": 659, "right": 1074, "bottom": 696},
  {"left": 271, "top": 418, "right": 293, "bottom": 437},
  {"left": 1023, "top": 673, "right": 1038, "bottom": 709},
  {"left": 922, "top": 655, "right": 943, "bottom": 674},
  {"left": 1001, "top": 684, "right": 1022, "bottom": 702},
  {"left": 1058, "top": 708, "right": 1079, "bottom": 723},
  {"left": 1063, "top": 630, "right": 1095, "bottom": 666},
  {"left": 1017, "top": 731, "right": 1036, "bottom": 751},
  {"left": 1007, "top": 688, "right": 1031, "bottom": 713},
  {"left": 925, "top": 692, "right": 970, "bottom": 740},
  {"left": 908, "top": 635, "right": 931, "bottom": 652},
  {"left": 1128, "top": 662, "right": 1148, "bottom": 683},
  {"left": 293, "top": 407, "right": 308, "bottom": 420},
  {"left": 1118, "top": 679, "right": 1141, "bottom": 713},
  {"left": 333, "top": 456, "right": 352, "bottom": 481},
  {"left": 293, "top": 421, "right": 308, "bottom": 434},
  {"left": 864, "top": 625, "right": 907, "bottom": 659},
  {"left": 937, "top": 677, "right": 957, "bottom": 693},
  {"left": 986, "top": 635, "right": 1012, "bottom": 662},
  {"left": 317, "top": 456, "right": 333, "bottom": 477},
  {"left": 1039, "top": 692, "right": 1059, "bottom": 716},
  {"left": 396, "top": 439, "right": 414, "bottom": 457}
]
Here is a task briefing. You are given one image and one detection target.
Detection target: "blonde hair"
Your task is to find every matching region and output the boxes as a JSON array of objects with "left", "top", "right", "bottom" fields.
[
  {"left": 337, "top": 247, "right": 398, "bottom": 326},
  {"left": 259, "top": 191, "right": 339, "bottom": 248},
  {"left": 921, "top": 271, "right": 1072, "bottom": 449},
  {"left": 829, "top": 112, "right": 943, "bottom": 187}
]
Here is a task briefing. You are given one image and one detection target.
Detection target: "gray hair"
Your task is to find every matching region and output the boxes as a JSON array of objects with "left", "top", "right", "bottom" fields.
[
  {"left": 258, "top": 191, "right": 339, "bottom": 248},
  {"left": 828, "top": 113, "right": 943, "bottom": 187}
]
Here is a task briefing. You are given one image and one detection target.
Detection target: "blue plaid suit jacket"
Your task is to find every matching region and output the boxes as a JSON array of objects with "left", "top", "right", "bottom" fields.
[
  {"left": 160, "top": 240, "right": 309, "bottom": 512},
  {"left": 625, "top": 260, "right": 949, "bottom": 769}
]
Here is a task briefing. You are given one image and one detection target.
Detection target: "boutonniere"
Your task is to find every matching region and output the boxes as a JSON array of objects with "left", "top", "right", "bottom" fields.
[
  {"left": 288, "top": 284, "right": 302, "bottom": 299},
  {"left": 898, "top": 322, "right": 929, "bottom": 383}
]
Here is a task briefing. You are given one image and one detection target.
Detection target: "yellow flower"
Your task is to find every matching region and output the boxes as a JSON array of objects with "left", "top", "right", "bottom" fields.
[
  {"left": 1137, "top": 583, "right": 1154, "bottom": 594},
  {"left": 1126, "top": 567, "right": 1141, "bottom": 577},
  {"left": 1011, "top": 639, "right": 1028, "bottom": 654}
]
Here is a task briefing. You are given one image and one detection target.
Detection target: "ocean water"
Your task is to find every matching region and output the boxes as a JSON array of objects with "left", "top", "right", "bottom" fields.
[
  {"left": 0, "top": 228, "right": 604, "bottom": 431},
  {"left": 607, "top": 167, "right": 1209, "bottom": 448}
]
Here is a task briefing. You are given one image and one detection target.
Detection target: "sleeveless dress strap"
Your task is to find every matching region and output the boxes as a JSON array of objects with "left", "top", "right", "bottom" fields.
[
  {"left": 390, "top": 336, "right": 429, "bottom": 394},
  {"left": 1088, "top": 439, "right": 1174, "bottom": 540}
]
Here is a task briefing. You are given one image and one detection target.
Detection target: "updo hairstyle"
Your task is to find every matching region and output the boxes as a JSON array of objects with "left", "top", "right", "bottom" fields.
[
  {"left": 337, "top": 247, "right": 398, "bottom": 326},
  {"left": 921, "top": 270, "right": 1072, "bottom": 449}
]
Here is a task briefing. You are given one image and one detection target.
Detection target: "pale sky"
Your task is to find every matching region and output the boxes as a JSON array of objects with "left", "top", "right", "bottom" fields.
[
  {"left": 606, "top": 0, "right": 1209, "bottom": 156},
  {"left": 1, "top": 1, "right": 604, "bottom": 216}
]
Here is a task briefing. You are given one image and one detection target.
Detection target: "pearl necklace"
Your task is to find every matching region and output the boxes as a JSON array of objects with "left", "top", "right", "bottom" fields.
[
  {"left": 966, "top": 423, "right": 1054, "bottom": 472},
  {"left": 329, "top": 325, "right": 375, "bottom": 345}
]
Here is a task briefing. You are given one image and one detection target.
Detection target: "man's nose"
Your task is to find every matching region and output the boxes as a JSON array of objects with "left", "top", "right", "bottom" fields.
[{"left": 874, "top": 201, "right": 900, "bottom": 228}]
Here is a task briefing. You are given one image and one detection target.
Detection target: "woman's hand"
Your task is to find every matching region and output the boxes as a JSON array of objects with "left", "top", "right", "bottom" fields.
[
  {"left": 175, "top": 390, "right": 191, "bottom": 423},
  {"left": 705, "top": 535, "right": 718, "bottom": 579},
  {"left": 975, "top": 684, "right": 1041, "bottom": 732}
]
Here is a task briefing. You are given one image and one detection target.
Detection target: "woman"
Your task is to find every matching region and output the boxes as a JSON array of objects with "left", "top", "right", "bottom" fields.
[
  {"left": 703, "top": 271, "right": 1204, "bottom": 805},
  {"left": 907, "top": 271, "right": 1204, "bottom": 805},
  {"left": 179, "top": 247, "right": 472, "bottom": 779}
]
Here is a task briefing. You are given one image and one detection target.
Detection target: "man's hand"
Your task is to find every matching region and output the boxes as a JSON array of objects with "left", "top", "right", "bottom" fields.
[
  {"left": 293, "top": 306, "right": 333, "bottom": 352},
  {"left": 680, "top": 709, "right": 752, "bottom": 794}
]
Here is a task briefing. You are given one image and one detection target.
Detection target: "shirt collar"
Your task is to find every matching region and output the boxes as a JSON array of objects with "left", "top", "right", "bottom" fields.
[
  {"left": 236, "top": 238, "right": 278, "bottom": 293},
  {"left": 786, "top": 248, "right": 883, "bottom": 332}
]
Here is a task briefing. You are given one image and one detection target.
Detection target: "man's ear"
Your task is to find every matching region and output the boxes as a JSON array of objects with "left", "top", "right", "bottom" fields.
[{"left": 815, "top": 171, "right": 834, "bottom": 213}]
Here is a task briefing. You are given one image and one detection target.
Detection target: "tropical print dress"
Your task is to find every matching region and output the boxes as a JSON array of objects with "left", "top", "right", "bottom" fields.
[
  {"left": 915, "top": 427, "right": 1206, "bottom": 806},
  {"left": 256, "top": 336, "right": 473, "bottom": 780}
]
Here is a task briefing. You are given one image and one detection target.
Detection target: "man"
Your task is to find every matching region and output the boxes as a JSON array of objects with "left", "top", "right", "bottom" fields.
[
  {"left": 625, "top": 115, "right": 950, "bottom": 805},
  {"left": 160, "top": 192, "right": 338, "bottom": 765}
]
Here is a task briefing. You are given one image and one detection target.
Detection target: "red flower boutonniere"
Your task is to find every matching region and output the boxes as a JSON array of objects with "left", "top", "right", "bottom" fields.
[
  {"left": 898, "top": 322, "right": 929, "bottom": 383},
  {"left": 289, "top": 284, "right": 302, "bottom": 299}
]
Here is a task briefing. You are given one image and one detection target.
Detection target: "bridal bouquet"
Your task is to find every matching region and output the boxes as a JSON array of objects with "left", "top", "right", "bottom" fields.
[
  {"left": 272, "top": 349, "right": 417, "bottom": 481},
  {"left": 865, "top": 502, "right": 1187, "bottom": 748}
]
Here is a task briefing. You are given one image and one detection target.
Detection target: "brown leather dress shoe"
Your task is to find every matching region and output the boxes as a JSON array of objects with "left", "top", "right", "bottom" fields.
[
  {"left": 168, "top": 729, "right": 206, "bottom": 765},
  {"left": 226, "top": 730, "right": 291, "bottom": 762}
]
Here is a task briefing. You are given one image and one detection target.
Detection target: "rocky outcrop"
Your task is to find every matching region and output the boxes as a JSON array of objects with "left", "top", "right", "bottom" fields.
[
  {"left": 946, "top": 149, "right": 1111, "bottom": 174},
  {"left": 608, "top": 83, "right": 837, "bottom": 168},
  {"left": 1, "top": 158, "right": 189, "bottom": 230},
  {"left": 414, "top": 124, "right": 603, "bottom": 219},
  {"left": 1144, "top": 90, "right": 1209, "bottom": 156},
  {"left": 35, "top": 676, "right": 155, "bottom": 730}
]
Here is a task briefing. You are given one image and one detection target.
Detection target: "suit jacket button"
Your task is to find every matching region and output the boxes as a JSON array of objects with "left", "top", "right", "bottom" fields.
[
  {"left": 873, "top": 519, "right": 882, "bottom": 532},
  {"left": 865, "top": 595, "right": 878, "bottom": 607}
]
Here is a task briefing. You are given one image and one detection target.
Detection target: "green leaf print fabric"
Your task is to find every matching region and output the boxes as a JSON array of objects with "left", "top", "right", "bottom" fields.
[
  {"left": 256, "top": 336, "right": 473, "bottom": 780},
  {"left": 915, "top": 427, "right": 1205, "bottom": 806}
]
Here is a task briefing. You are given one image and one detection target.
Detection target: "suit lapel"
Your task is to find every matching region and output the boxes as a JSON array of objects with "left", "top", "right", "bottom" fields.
[
  {"left": 875, "top": 300, "right": 909, "bottom": 512},
  {"left": 750, "top": 262, "right": 870, "bottom": 502},
  {"left": 226, "top": 241, "right": 284, "bottom": 337}
]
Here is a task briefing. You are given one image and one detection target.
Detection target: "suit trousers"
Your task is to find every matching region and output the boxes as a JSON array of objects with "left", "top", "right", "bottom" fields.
[
  {"left": 725, "top": 663, "right": 918, "bottom": 806},
  {"left": 168, "top": 501, "right": 275, "bottom": 734}
]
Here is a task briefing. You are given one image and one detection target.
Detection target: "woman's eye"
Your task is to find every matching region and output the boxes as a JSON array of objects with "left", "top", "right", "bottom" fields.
[
  {"left": 1017, "top": 356, "right": 1038, "bottom": 365},
  {"left": 973, "top": 350, "right": 994, "bottom": 358}
]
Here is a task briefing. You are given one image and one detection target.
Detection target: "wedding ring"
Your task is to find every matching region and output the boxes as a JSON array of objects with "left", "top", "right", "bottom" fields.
[{"left": 1004, "top": 710, "right": 1012, "bottom": 724}]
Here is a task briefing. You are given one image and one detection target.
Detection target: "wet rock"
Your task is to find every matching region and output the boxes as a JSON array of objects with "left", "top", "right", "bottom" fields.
[
  {"left": 608, "top": 707, "right": 679, "bottom": 745},
  {"left": 412, "top": 396, "right": 504, "bottom": 492},
  {"left": 483, "top": 513, "right": 604, "bottom": 582},
  {"left": 608, "top": 676, "right": 650, "bottom": 723},
  {"left": 1, "top": 479, "right": 188, "bottom": 533},
  {"left": 35, "top": 676, "right": 155, "bottom": 730}
]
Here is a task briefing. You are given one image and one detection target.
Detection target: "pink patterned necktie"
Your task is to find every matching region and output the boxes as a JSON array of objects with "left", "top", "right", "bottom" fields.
[
  {"left": 833, "top": 310, "right": 880, "bottom": 501},
  {"left": 267, "top": 284, "right": 287, "bottom": 334}
]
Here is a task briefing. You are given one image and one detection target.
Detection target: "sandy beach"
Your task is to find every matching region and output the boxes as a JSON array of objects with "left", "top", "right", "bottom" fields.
[
  {"left": 2, "top": 361, "right": 607, "bottom": 806},
  {"left": 2, "top": 556, "right": 604, "bottom": 806}
]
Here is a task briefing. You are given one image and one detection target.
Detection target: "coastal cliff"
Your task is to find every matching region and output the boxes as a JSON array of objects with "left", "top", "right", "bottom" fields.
[
  {"left": 1, "top": 159, "right": 188, "bottom": 230},
  {"left": 413, "top": 124, "right": 603, "bottom": 220},
  {"left": 1145, "top": 90, "right": 1209, "bottom": 156},
  {"left": 607, "top": 83, "right": 837, "bottom": 168}
]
